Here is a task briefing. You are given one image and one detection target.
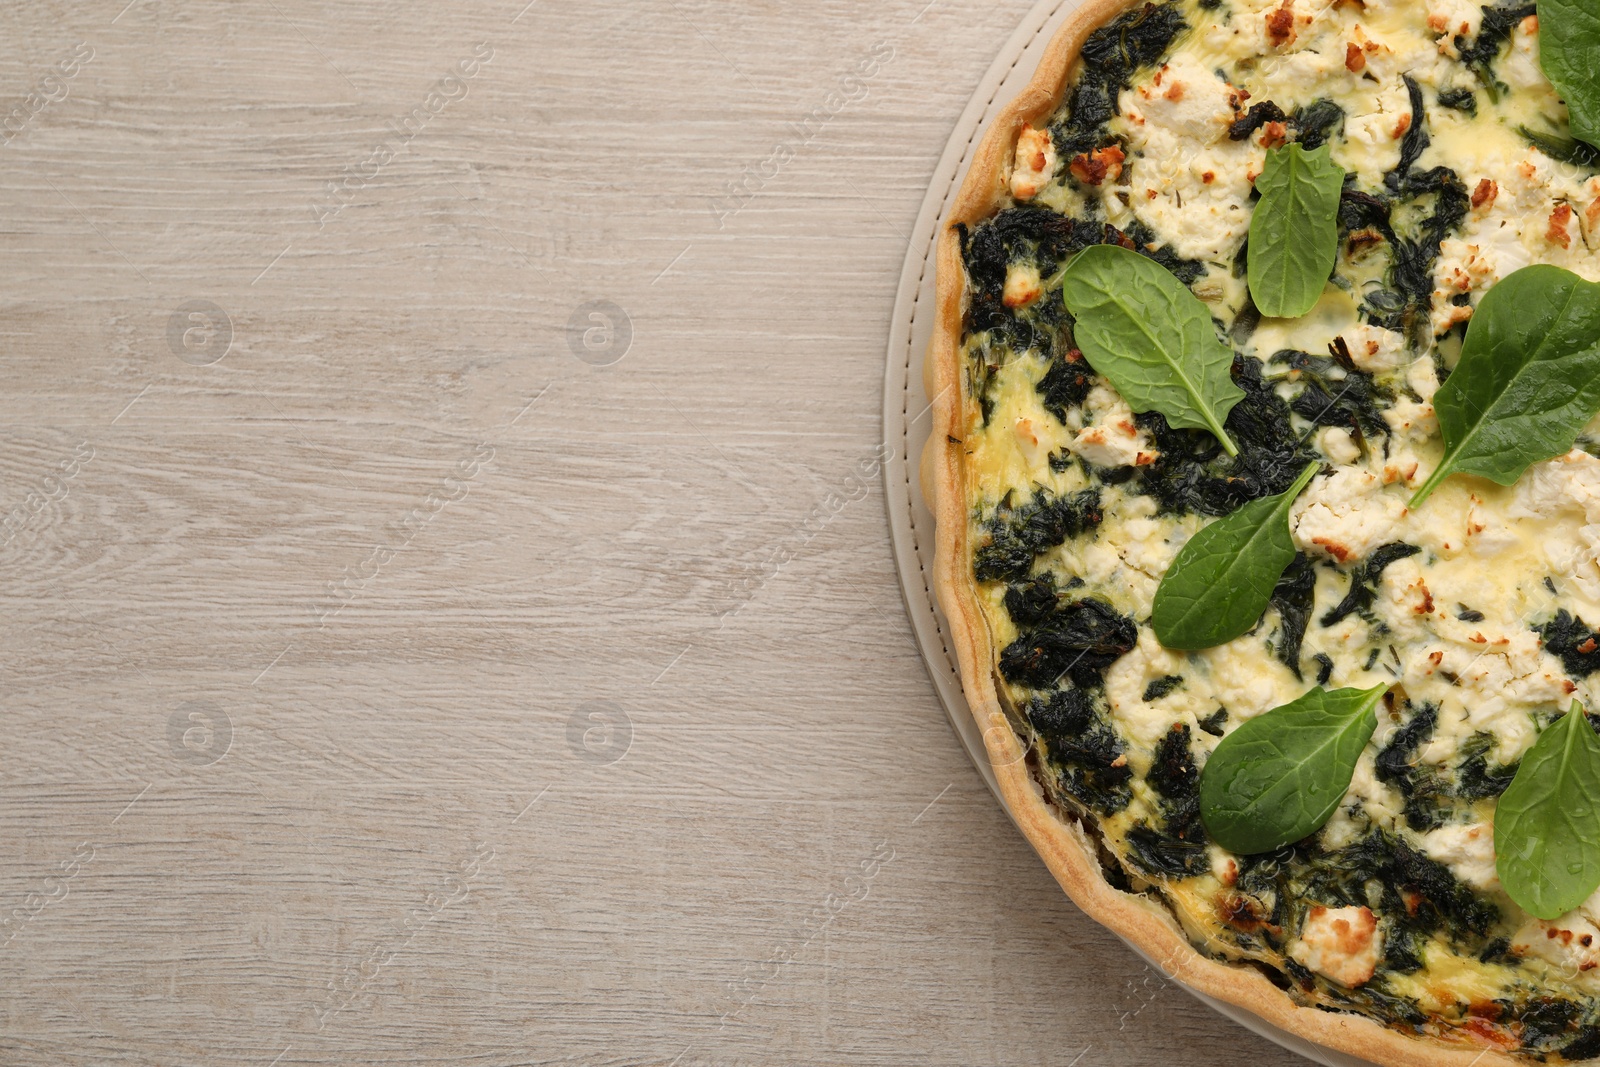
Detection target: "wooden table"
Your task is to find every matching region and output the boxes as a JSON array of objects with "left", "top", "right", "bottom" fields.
[{"left": 0, "top": 1, "right": 1292, "bottom": 1062}]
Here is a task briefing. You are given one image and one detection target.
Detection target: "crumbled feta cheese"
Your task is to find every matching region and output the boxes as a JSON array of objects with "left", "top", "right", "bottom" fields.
[
  {"left": 1340, "top": 323, "right": 1409, "bottom": 372},
  {"left": 1198, "top": 639, "right": 1302, "bottom": 721},
  {"left": 1318, "top": 426, "right": 1361, "bottom": 465},
  {"left": 1465, "top": 495, "right": 1521, "bottom": 556},
  {"left": 1383, "top": 397, "right": 1437, "bottom": 443},
  {"left": 1405, "top": 357, "right": 1440, "bottom": 402},
  {"left": 1104, "top": 629, "right": 1191, "bottom": 747},
  {"left": 1377, "top": 557, "right": 1438, "bottom": 644},
  {"left": 1339, "top": 80, "right": 1412, "bottom": 184},
  {"left": 1072, "top": 387, "right": 1158, "bottom": 469},
  {"left": 1010, "top": 124, "right": 1056, "bottom": 201},
  {"left": 1450, "top": 631, "right": 1574, "bottom": 734},
  {"left": 1511, "top": 450, "right": 1600, "bottom": 525},
  {"left": 1293, "top": 469, "right": 1406, "bottom": 563},
  {"left": 1117, "top": 518, "right": 1181, "bottom": 579},
  {"left": 1513, "top": 909, "right": 1600, "bottom": 977},
  {"left": 1012, "top": 417, "right": 1048, "bottom": 470},
  {"left": 1418, "top": 821, "right": 1498, "bottom": 890},
  {"left": 1499, "top": 14, "right": 1545, "bottom": 94},
  {"left": 1425, "top": 0, "right": 1483, "bottom": 40},
  {"left": 1434, "top": 151, "right": 1600, "bottom": 333},
  {"left": 1209, "top": 846, "right": 1239, "bottom": 887},
  {"left": 1291, "top": 905, "right": 1382, "bottom": 987},
  {"left": 1003, "top": 262, "right": 1043, "bottom": 309},
  {"left": 1125, "top": 53, "right": 1237, "bottom": 145},
  {"left": 1116, "top": 54, "right": 1260, "bottom": 261}
]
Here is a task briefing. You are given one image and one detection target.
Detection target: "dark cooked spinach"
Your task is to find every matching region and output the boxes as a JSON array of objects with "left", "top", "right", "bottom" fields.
[
  {"left": 1125, "top": 823, "right": 1211, "bottom": 877},
  {"left": 1230, "top": 100, "right": 1287, "bottom": 142},
  {"left": 1127, "top": 723, "right": 1209, "bottom": 878},
  {"left": 1036, "top": 348, "right": 1097, "bottom": 422},
  {"left": 1384, "top": 76, "right": 1430, "bottom": 193},
  {"left": 1457, "top": 732, "right": 1519, "bottom": 799},
  {"left": 1437, "top": 86, "right": 1477, "bottom": 115},
  {"left": 1336, "top": 157, "right": 1468, "bottom": 338},
  {"left": 1004, "top": 573, "right": 1068, "bottom": 627},
  {"left": 999, "top": 598, "right": 1137, "bottom": 689},
  {"left": 1054, "top": 1, "right": 1188, "bottom": 158},
  {"left": 1148, "top": 723, "right": 1196, "bottom": 795},
  {"left": 1136, "top": 356, "right": 1319, "bottom": 517},
  {"left": 1026, "top": 687, "right": 1132, "bottom": 815},
  {"left": 1303, "top": 833, "right": 1494, "bottom": 948},
  {"left": 1456, "top": 3, "right": 1539, "bottom": 97},
  {"left": 1375, "top": 702, "right": 1448, "bottom": 831},
  {"left": 1513, "top": 996, "right": 1587, "bottom": 1052},
  {"left": 1320, "top": 542, "right": 1421, "bottom": 627},
  {"left": 1272, "top": 348, "right": 1389, "bottom": 439},
  {"left": 1538, "top": 610, "right": 1600, "bottom": 677},
  {"left": 1292, "top": 99, "right": 1345, "bottom": 151},
  {"left": 974, "top": 488, "right": 1104, "bottom": 583},
  {"left": 1372, "top": 710, "right": 1518, "bottom": 824},
  {"left": 1143, "top": 674, "right": 1184, "bottom": 701},
  {"left": 1269, "top": 554, "right": 1318, "bottom": 678},
  {"left": 1390, "top": 168, "right": 1470, "bottom": 329}
]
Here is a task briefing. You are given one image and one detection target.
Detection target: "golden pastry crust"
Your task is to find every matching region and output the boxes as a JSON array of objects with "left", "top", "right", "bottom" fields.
[{"left": 923, "top": 1, "right": 1521, "bottom": 1062}]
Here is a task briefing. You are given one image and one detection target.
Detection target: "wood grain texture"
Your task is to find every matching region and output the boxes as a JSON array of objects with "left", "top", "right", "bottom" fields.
[{"left": 0, "top": 1, "right": 1292, "bottom": 1063}]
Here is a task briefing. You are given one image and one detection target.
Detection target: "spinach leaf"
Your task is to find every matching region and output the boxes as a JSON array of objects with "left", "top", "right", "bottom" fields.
[
  {"left": 1409, "top": 266, "right": 1600, "bottom": 507},
  {"left": 1495, "top": 702, "right": 1600, "bottom": 920},
  {"left": 1518, "top": 124, "right": 1600, "bottom": 169},
  {"left": 1152, "top": 461, "right": 1320, "bottom": 650},
  {"left": 1540, "top": 0, "right": 1600, "bottom": 149},
  {"left": 1248, "top": 144, "right": 1345, "bottom": 318},
  {"left": 1061, "top": 244, "right": 1245, "bottom": 456},
  {"left": 1199, "top": 683, "right": 1388, "bottom": 855}
]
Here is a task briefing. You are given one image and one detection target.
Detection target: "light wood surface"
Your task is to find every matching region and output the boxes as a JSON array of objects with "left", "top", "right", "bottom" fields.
[{"left": 0, "top": 1, "right": 1291, "bottom": 1063}]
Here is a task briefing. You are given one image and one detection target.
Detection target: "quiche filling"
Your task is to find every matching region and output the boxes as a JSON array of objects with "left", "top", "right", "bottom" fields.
[{"left": 959, "top": 0, "right": 1600, "bottom": 1055}]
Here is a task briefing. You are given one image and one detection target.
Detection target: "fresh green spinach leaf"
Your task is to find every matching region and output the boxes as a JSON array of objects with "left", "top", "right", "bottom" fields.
[
  {"left": 1410, "top": 265, "right": 1600, "bottom": 507},
  {"left": 1152, "top": 461, "right": 1320, "bottom": 650},
  {"left": 1061, "top": 244, "right": 1244, "bottom": 456},
  {"left": 1541, "top": 0, "right": 1600, "bottom": 149},
  {"left": 1199, "top": 683, "right": 1388, "bottom": 855},
  {"left": 1495, "top": 701, "right": 1600, "bottom": 920},
  {"left": 1248, "top": 143, "right": 1346, "bottom": 318}
]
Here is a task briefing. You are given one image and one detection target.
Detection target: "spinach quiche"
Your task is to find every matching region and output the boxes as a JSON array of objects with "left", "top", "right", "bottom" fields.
[{"left": 927, "top": 0, "right": 1600, "bottom": 1062}]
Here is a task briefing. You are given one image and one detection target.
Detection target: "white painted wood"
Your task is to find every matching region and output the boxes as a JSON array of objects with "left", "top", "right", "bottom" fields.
[{"left": 0, "top": 1, "right": 1292, "bottom": 1063}]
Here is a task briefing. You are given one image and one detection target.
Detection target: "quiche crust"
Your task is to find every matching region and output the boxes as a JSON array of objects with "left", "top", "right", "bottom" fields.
[{"left": 925, "top": 1, "right": 1524, "bottom": 1062}]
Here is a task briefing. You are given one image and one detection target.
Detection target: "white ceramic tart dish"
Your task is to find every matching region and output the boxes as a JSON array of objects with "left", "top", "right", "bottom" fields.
[{"left": 926, "top": 0, "right": 1600, "bottom": 1063}]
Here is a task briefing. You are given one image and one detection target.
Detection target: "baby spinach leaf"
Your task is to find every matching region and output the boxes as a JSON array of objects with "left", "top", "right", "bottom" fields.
[
  {"left": 1495, "top": 702, "right": 1600, "bottom": 921},
  {"left": 1061, "top": 244, "right": 1245, "bottom": 456},
  {"left": 1410, "top": 265, "right": 1600, "bottom": 507},
  {"left": 1247, "top": 144, "right": 1346, "bottom": 318},
  {"left": 1199, "top": 683, "right": 1388, "bottom": 855},
  {"left": 1541, "top": 0, "right": 1600, "bottom": 149},
  {"left": 1152, "top": 461, "right": 1320, "bottom": 651}
]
